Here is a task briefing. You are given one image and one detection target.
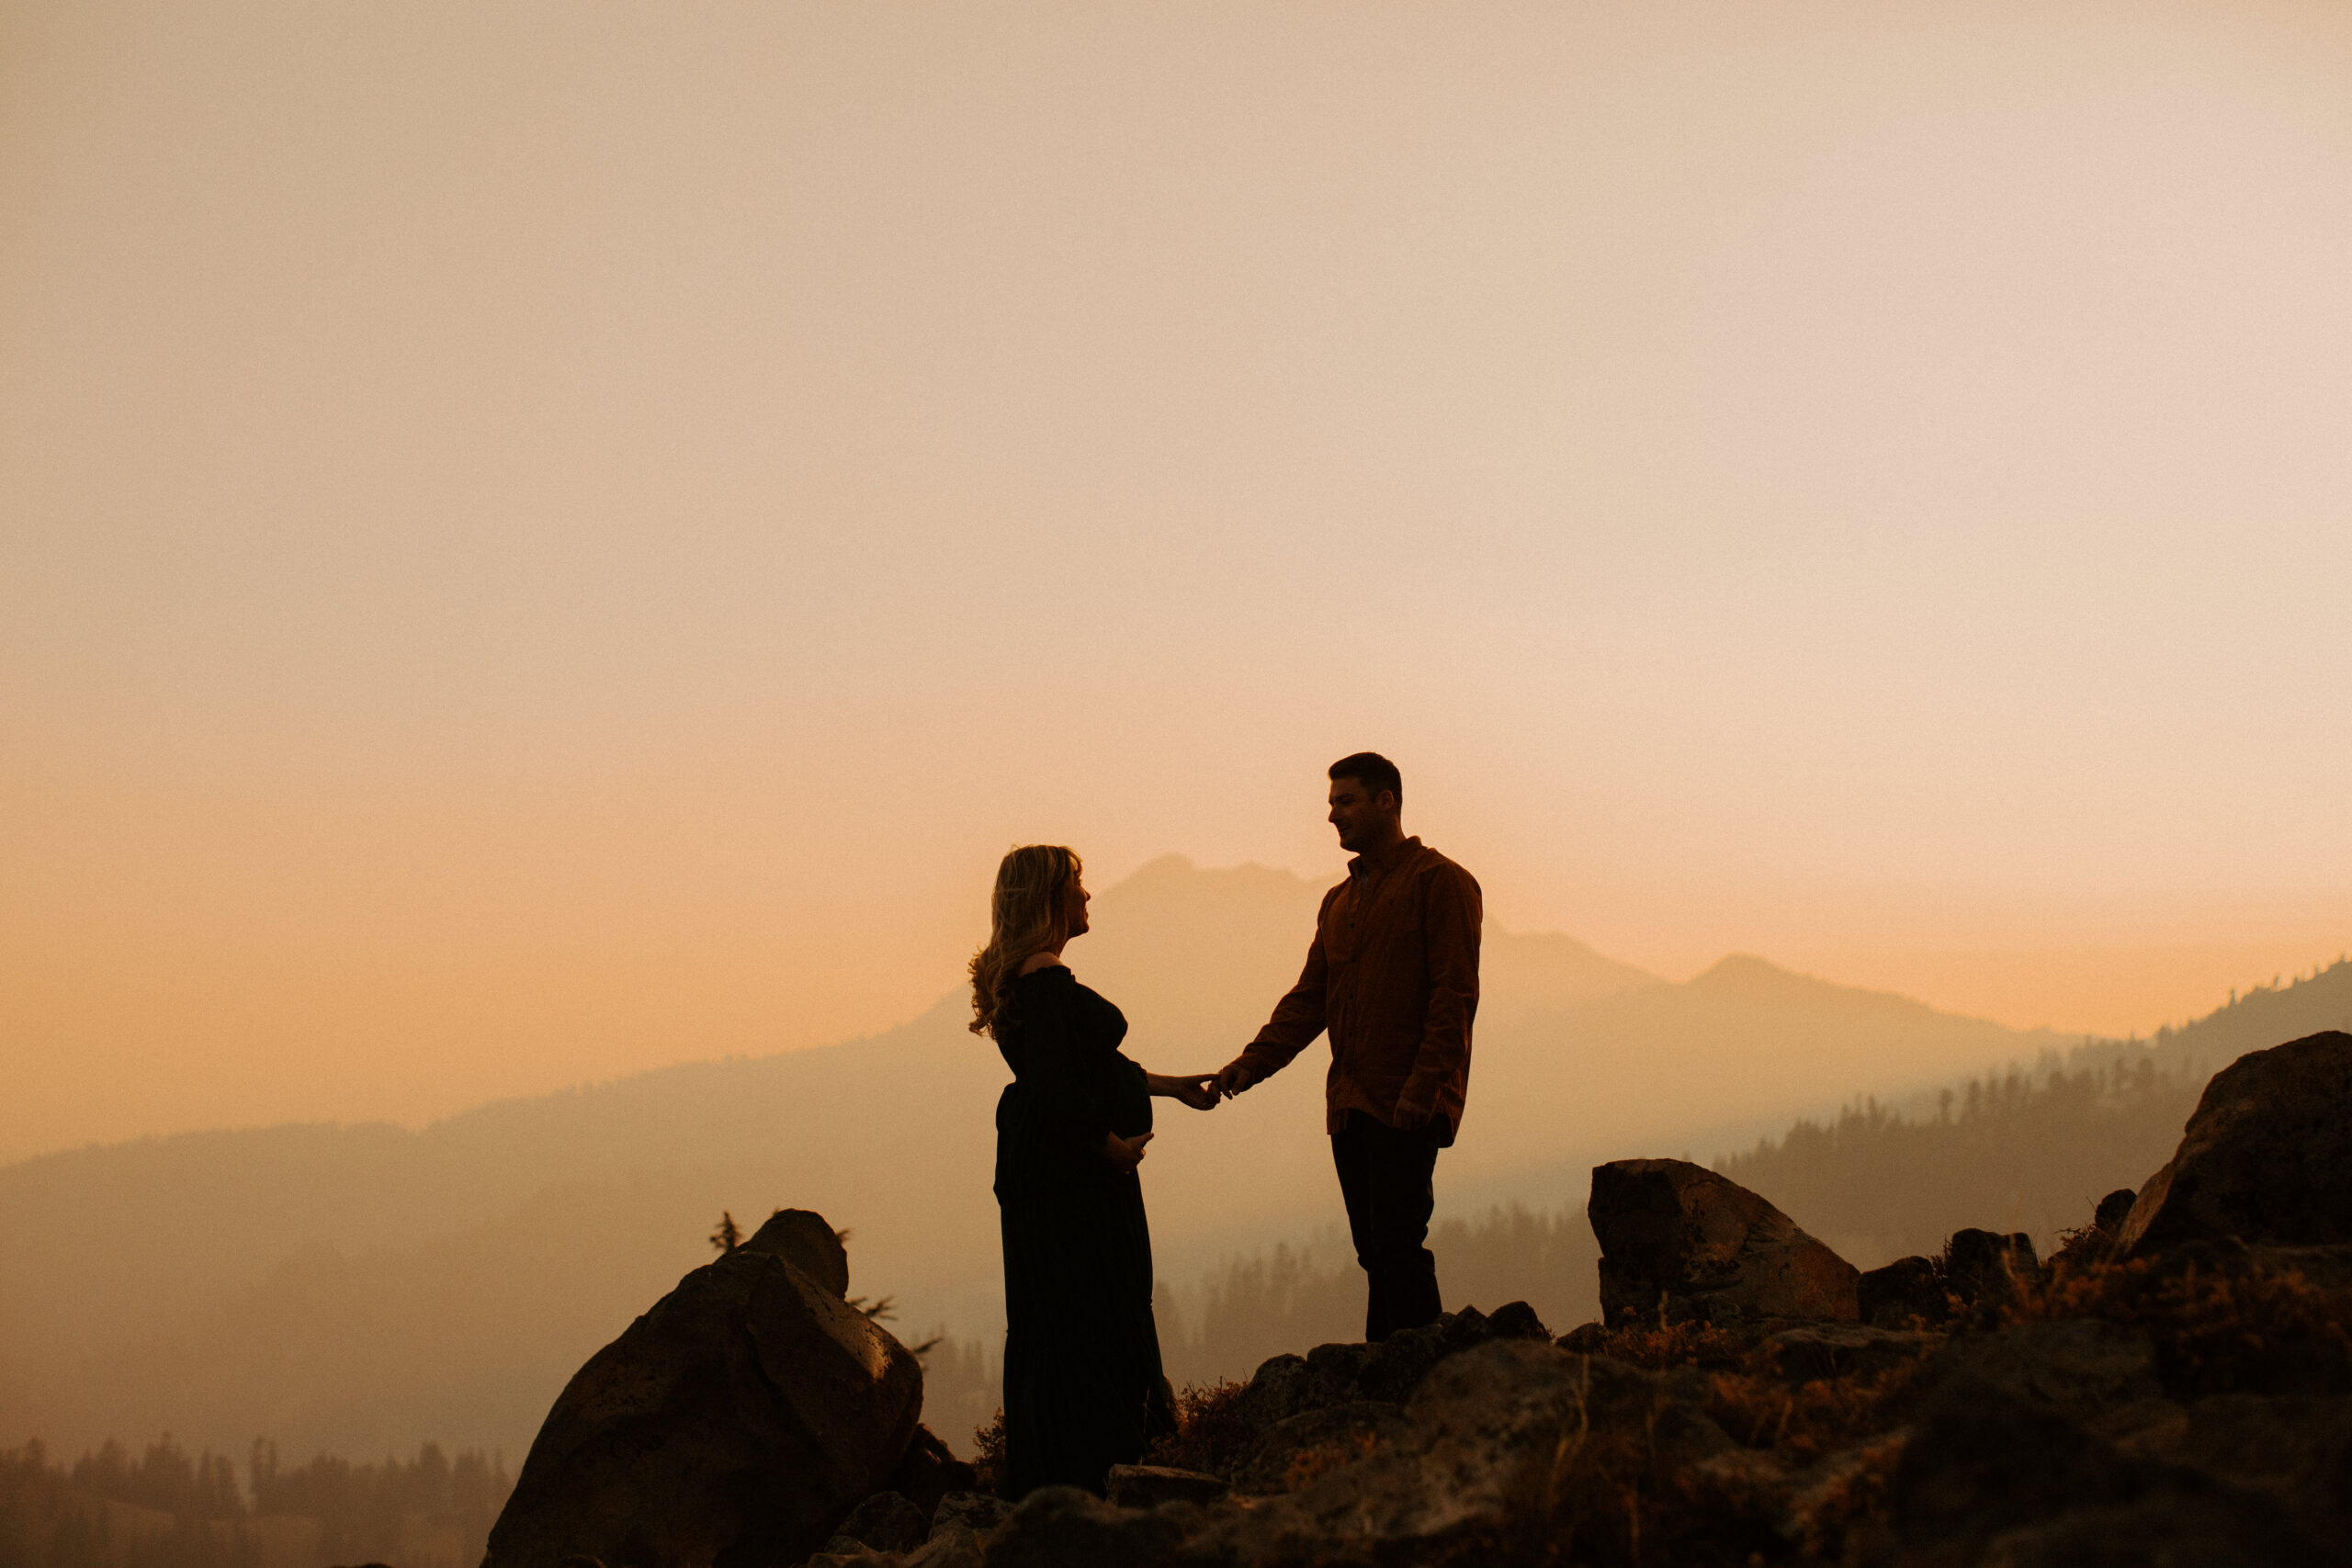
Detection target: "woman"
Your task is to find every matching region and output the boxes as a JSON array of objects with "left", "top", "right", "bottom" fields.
[{"left": 968, "top": 844, "right": 1220, "bottom": 1499}]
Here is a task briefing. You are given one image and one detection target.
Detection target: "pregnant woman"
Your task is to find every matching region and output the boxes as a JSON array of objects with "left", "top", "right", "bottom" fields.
[{"left": 968, "top": 844, "right": 1221, "bottom": 1498}]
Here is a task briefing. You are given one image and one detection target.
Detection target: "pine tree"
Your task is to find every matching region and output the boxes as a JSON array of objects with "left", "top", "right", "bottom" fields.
[{"left": 709, "top": 1212, "right": 742, "bottom": 1254}]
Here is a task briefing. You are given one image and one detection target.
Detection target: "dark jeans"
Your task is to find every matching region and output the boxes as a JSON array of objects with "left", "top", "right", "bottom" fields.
[{"left": 1331, "top": 1109, "right": 1443, "bottom": 1342}]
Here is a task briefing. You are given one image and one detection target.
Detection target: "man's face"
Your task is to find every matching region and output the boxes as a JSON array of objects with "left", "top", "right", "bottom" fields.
[{"left": 1327, "top": 777, "right": 1398, "bottom": 853}]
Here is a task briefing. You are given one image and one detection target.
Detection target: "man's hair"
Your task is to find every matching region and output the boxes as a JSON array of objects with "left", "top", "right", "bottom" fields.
[{"left": 1328, "top": 751, "right": 1402, "bottom": 806}]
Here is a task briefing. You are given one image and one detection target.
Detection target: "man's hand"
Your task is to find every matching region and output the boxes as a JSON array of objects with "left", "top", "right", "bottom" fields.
[
  {"left": 1103, "top": 1131, "right": 1154, "bottom": 1172},
  {"left": 1216, "top": 1056, "right": 1261, "bottom": 1098}
]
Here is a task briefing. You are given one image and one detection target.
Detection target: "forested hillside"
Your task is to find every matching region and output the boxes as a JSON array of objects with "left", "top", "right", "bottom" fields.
[
  {"left": 0, "top": 1436, "right": 510, "bottom": 1568},
  {"left": 1720, "top": 957, "right": 2352, "bottom": 1266}
]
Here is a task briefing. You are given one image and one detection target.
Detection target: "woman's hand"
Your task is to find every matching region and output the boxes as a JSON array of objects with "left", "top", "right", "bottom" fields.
[
  {"left": 1102, "top": 1130, "right": 1154, "bottom": 1171},
  {"left": 1147, "top": 1073, "right": 1224, "bottom": 1111}
]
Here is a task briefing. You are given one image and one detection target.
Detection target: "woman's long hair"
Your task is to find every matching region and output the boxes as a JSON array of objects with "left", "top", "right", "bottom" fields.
[{"left": 968, "top": 844, "right": 1080, "bottom": 1039}]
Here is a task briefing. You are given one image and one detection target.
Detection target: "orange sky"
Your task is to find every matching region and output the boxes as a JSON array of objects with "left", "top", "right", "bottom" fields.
[{"left": 5, "top": 0, "right": 2350, "bottom": 1163}]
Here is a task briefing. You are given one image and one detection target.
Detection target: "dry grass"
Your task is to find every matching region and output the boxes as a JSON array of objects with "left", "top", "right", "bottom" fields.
[
  {"left": 1566, "top": 1319, "right": 1755, "bottom": 1373},
  {"left": 1555, "top": 1320, "right": 1929, "bottom": 1458},
  {"left": 1526, "top": 1320, "right": 1937, "bottom": 1565},
  {"left": 967, "top": 1407, "right": 1005, "bottom": 1496},
  {"left": 2020, "top": 1253, "right": 2352, "bottom": 1396},
  {"left": 1141, "top": 1379, "right": 1256, "bottom": 1476},
  {"left": 1540, "top": 1253, "right": 2352, "bottom": 1562},
  {"left": 1282, "top": 1431, "right": 1382, "bottom": 1494}
]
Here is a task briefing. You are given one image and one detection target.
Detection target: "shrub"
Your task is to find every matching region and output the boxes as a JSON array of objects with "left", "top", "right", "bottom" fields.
[
  {"left": 967, "top": 1408, "right": 1005, "bottom": 1496},
  {"left": 2022, "top": 1252, "right": 2352, "bottom": 1397},
  {"left": 1141, "top": 1380, "right": 1255, "bottom": 1477}
]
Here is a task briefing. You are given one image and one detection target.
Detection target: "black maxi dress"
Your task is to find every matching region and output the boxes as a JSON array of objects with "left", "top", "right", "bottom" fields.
[{"left": 993, "top": 964, "right": 1174, "bottom": 1498}]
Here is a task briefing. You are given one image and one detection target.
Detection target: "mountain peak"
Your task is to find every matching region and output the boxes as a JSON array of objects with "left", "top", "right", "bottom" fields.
[
  {"left": 1688, "top": 953, "right": 1807, "bottom": 990},
  {"left": 1117, "top": 852, "right": 1198, "bottom": 882}
]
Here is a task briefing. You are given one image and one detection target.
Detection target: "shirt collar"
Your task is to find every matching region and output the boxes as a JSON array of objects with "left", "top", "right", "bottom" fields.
[{"left": 1348, "top": 835, "right": 1421, "bottom": 879}]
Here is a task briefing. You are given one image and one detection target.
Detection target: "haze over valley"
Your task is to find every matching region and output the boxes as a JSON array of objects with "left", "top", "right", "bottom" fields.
[
  {"left": 10, "top": 854, "right": 2346, "bottom": 1472},
  {"left": 6, "top": 3, "right": 2352, "bottom": 1562}
]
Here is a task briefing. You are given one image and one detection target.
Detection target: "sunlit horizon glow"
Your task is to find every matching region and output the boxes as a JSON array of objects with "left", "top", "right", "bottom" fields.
[{"left": 5, "top": 0, "right": 2349, "bottom": 1163}]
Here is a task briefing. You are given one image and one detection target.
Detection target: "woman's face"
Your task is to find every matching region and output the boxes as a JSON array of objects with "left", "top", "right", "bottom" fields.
[{"left": 1062, "top": 867, "right": 1091, "bottom": 941}]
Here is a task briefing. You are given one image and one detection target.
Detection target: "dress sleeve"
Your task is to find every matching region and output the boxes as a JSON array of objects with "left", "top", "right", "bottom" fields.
[{"left": 1024, "top": 970, "right": 1116, "bottom": 1170}]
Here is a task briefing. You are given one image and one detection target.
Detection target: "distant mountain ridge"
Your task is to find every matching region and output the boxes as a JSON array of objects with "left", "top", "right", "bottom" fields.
[
  {"left": 1722, "top": 956, "right": 2352, "bottom": 1268},
  {"left": 3, "top": 856, "right": 2092, "bottom": 1463},
  {"left": 2072, "top": 953, "right": 2352, "bottom": 1077}
]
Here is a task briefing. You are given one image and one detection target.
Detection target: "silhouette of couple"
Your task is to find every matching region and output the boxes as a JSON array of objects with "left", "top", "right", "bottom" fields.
[{"left": 968, "top": 751, "right": 1482, "bottom": 1500}]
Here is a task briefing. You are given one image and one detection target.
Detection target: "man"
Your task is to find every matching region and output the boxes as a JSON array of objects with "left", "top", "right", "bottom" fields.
[{"left": 1216, "top": 752, "right": 1482, "bottom": 1342}]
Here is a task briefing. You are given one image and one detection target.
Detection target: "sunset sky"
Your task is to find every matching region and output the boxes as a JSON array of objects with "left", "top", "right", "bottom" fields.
[{"left": 5, "top": 0, "right": 2349, "bottom": 1163}]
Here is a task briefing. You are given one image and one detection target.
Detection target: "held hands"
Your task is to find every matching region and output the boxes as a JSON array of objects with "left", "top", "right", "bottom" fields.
[
  {"left": 1215, "top": 1055, "right": 1261, "bottom": 1098},
  {"left": 1164, "top": 1074, "right": 1222, "bottom": 1111},
  {"left": 1102, "top": 1130, "right": 1154, "bottom": 1171},
  {"left": 1145, "top": 1071, "right": 1226, "bottom": 1110}
]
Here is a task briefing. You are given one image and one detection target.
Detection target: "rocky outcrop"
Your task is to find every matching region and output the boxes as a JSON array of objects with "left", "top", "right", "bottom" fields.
[
  {"left": 882, "top": 1032, "right": 2352, "bottom": 1564},
  {"left": 820, "top": 1492, "right": 930, "bottom": 1556},
  {"left": 934, "top": 1331, "right": 1928, "bottom": 1567},
  {"left": 1893, "top": 1370, "right": 2327, "bottom": 1567},
  {"left": 486, "top": 1028, "right": 2352, "bottom": 1568},
  {"left": 765, "top": 1213, "right": 2349, "bottom": 1566},
  {"left": 1589, "top": 1158, "right": 1860, "bottom": 1326},
  {"left": 742, "top": 1206, "right": 854, "bottom": 1293},
  {"left": 1766, "top": 1322, "right": 1943, "bottom": 1382},
  {"left": 1857, "top": 1253, "right": 1947, "bottom": 1327},
  {"left": 883, "top": 1426, "right": 979, "bottom": 1524},
  {"left": 482, "top": 1208, "right": 922, "bottom": 1568},
  {"left": 1209, "top": 1303, "right": 1550, "bottom": 1489},
  {"left": 1102, "top": 1465, "right": 1227, "bottom": 1509},
  {"left": 1943, "top": 1226, "right": 2038, "bottom": 1305},
  {"left": 2119, "top": 1030, "right": 2352, "bottom": 1257},
  {"left": 1856, "top": 1227, "right": 2049, "bottom": 1328}
]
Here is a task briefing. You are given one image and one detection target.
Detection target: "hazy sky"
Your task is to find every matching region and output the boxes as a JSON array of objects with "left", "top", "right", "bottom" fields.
[{"left": 5, "top": 0, "right": 2349, "bottom": 1162}]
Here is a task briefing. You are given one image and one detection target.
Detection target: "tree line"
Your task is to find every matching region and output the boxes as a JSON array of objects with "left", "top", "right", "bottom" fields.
[
  {"left": 0, "top": 1434, "right": 511, "bottom": 1568},
  {"left": 1717, "top": 957, "right": 2352, "bottom": 1266},
  {"left": 1715, "top": 1055, "right": 2206, "bottom": 1266}
]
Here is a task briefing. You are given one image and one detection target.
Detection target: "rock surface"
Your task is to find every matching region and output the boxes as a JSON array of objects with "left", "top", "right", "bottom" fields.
[
  {"left": 1766, "top": 1322, "right": 1943, "bottom": 1382},
  {"left": 741, "top": 1207, "right": 852, "bottom": 1295},
  {"left": 883, "top": 1426, "right": 978, "bottom": 1524},
  {"left": 2119, "top": 1030, "right": 2352, "bottom": 1257},
  {"left": 1892, "top": 1372, "right": 2323, "bottom": 1567},
  {"left": 482, "top": 1209, "right": 922, "bottom": 1568},
  {"left": 491, "top": 1029, "right": 2352, "bottom": 1568},
  {"left": 823, "top": 1492, "right": 928, "bottom": 1555},
  {"left": 1942, "top": 1226, "right": 2038, "bottom": 1307},
  {"left": 773, "top": 1244, "right": 2345, "bottom": 1567},
  {"left": 1214, "top": 1304, "right": 1553, "bottom": 1493},
  {"left": 927, "top": 1493, "right": 1010, "bottom": 1538},
  {"left": 1858, "top": 1253, "right": 1947, "bottom": 1327},
  {"left": 1858, "top": 1227, "right": 2055, "bottom": 1328},
  {"left": 1102, "top": 1464, "right": 1227, "bottom": 1509},
  {"left": 1589, "top": 1158, "right": 1860, "bottom": 1326},
  {"left": 981, "top": 1487, "right": 1187, "bottom": 1568}
]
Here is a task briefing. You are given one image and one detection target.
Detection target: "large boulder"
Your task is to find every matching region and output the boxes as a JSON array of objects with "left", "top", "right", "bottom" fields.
[
  {"left": 1589, "top": 1158, "right": 1860, "bottom": 1327},
  {"left": 742, "top": 1205, "right": 853, "bottom": 1292},
  {"left": 482, "top": 1208, "right": 922, "bottom": 1568},
  {"left": 2119, "top": 1031, "right": 2352, "bottom": 1257}
]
